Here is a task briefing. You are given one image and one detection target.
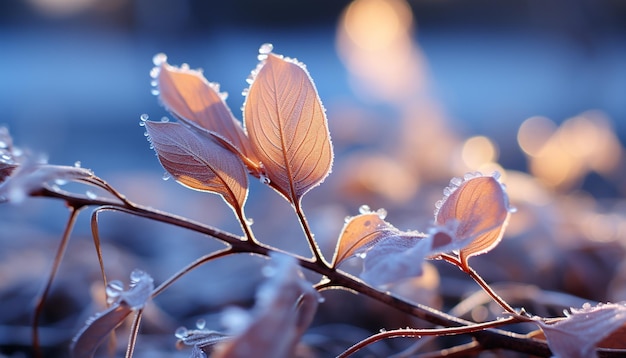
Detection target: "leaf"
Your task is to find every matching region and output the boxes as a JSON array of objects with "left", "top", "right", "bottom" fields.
[
  {"left": 532, "top": 302, "right": 626, "bottom": 358},
  {"left": 145, "top": 121, "right": 248, "bottom": 213},
  {"left": 70, "top": 270, "right": 154, "bottom": 358},
  {"left": 434, "top": 173, "right": 511, "bottom": 270},
  {"left": 212, "top": 253, "right": 319, "bottom": 358},
  {"left": 332, "top": 208, "right": 409, "bottom": 267},
  {"left": 155, "top": 59, "right": 259, "bottom": 169},
  {"left": 244, "top": 53, "right": 333, "bottom": 204}
]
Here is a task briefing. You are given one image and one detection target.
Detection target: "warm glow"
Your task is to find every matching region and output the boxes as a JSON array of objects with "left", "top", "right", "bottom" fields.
[
  {"left": 461, "top": 136, "right": 498, "bottom": 169},
  {"left": 343, "top": 0, "right": 412, "bottom": 52},
  {"left": 517, "top": 116, "right": 556, "bottom": 157}
]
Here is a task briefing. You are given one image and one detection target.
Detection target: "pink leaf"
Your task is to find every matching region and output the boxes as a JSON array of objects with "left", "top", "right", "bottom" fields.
[
  {"left": 244, "top": 53, "right": 333, "bottom": 204},
  {"left": 212, "top": 254, "right": 319, "bottom": 358},
  {"left": 533, "top": 302, "right": 626, "bottom": 358},
  {"left": 145, "top": 121, "right": 248, "bottom": 213},
  {"left": 434, "top": 172, "right": 512, "bottom": 270},
  {"left": 331, "top": 208, "right": 405, "bottom": 268},
  {"left": 154, "top": 57, "right": 260, "bottom": 172}
]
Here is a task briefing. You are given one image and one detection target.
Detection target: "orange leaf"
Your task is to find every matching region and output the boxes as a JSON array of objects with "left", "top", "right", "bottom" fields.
[
  {"left": 155, "top": 57, "right": 260, "bottom": 172},
  {"left": 434, "top": 173, "right": 511, "bottom": 270},
  {"left": 244, "top": 53, "right": 333, "bottom": 204},
  {"left": 332, "top": 208, "right": 403, "bottom": 268},
  {"left": 145, "top": 121, "right": 248, "bottom": 213}
]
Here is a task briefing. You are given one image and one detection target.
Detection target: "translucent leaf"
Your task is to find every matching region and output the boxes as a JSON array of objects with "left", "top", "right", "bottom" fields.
[
  {"left": 145, "top": 121, "right": 248, "bottom": 213},
  {"left": 332, "top": 209, "right": 411, "bottom": 267},
  {"left": 70, "top": 270, "right": 154, "bottom": 358},
  {"left": 244, "top": 53, "right": 333, "bottom": 204},
  {"left": 155, "top": 59, "right": 259, "bottom": 169},
  {"left": 212, "top": 253, "right": 319, "bottom": 358},
  {"left": 434, "top": 173, "right": 511, "bottom": 270},
  {"left": 533, "top": 302, "right": 626, "bottom": 358}
]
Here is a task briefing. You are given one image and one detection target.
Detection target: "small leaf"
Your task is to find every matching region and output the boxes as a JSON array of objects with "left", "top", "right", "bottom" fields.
[
  {"left": 213, "top": 253, "right": 319, "bottom": 358},
  {"left": 434, "top": 173, "right": 511, "bottom": 270},
  {"left": 332, "top": 209, "right": 412, "bottom": 267},
  {"left": 70, "top": 270, "right": 154, "bottom": 358},
  {"left": 145, "top": 121, "right": 248, "bottom": 213},
  {"left": 156, "top": 60, "right": 259, "bottom": 169},
  {"left": 533, "top": 302, "right": 626, "bottom": 358},
  {"left": 244, "top": 53, "right": 333, "bottom": 204}
]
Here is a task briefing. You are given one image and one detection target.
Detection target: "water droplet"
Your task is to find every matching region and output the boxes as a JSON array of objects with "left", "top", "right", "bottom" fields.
[
  {"left": 245, "top": 217, "right": 254, "bottom": 226},
  {"left": 143, "top": 131, "right": 149, "bottom": 137},
  {"left": 259, "top": 43, "right": 274, "bottom": 55},
  {"left": 181, "top": 63, "right": 190, "bottom": 70},
  {"left": 434, "top": 200, "right": 444, "bottom": 209},
  {"left": 492, "top": 171, "right": 501, "bottom": 180},
  {"left": 74, "top": 161, "right": 81, "bottom": 168},
  {"left": 162, "top": 172, "right": 171, "bottom": 181},
  {"left": 344, "top": 215, "right": 352, "bottom": 223},
  {"left": 356, "top": 252, "right": 367, "bottom": 259},
  {"left": 443, "top": 187, "right": 453, "bottom": 196},
  {"left": 151, "top": 88, "right": 160, "bottom": 96},
  {"left": 379, "top": 328, "right": 386, "bottom": 333},
  {"left": 152, "top": 53, "right": 167, "bottom": 66},
  {"left": 358, "top": 204, "right": 371, "bottom": 214},
  {"left": 130, "top": 269, "right": 145, "bottom": 284},
  {"left": 106, "top": 280, "right": 124, "bottom": 300},
  {"left": 450, "top": 177, "right": 463, "bottom": 187},
  {"left": 85, "top": 191, "right": 97, "bottom": 200},
  {"left": 140, "top": 114, "right": 149, "bottom": 122},
  {"left": 582, "top": 302, "right": 591, "bottom": 310},
  {"left": 174, "top": 326, "right": 188, "bottom": 339},
  {"left": 259, "top": 175, "right": 270, "bottom": 185},
  {"left": 241, "top": 88, "right": 249, "bottom": 96},
  {"left": 139, "top": 121, "right": 145, "bottom": 127},
  {"left": 54, "top": 179, "right": 68, "bottom": 186},
  {"left": 149, "top": 67, "right": 160, "bottom": 79},
  {"left": 160, "top": 116, "right": 169, "bottom": 123},
  {"left": 150, "top": 80, "right": 157, "bottom": 87},
  {"left": 317, "top": 296, "right": 326, "bottom": 303},
  {"left": 0, "top": 140, "right": 7, "bottom": 149},
  {"left": 508, "top": 206, "right": 518, "bottom": 213},
  {"left": 196, "top": 318, "right": 206, "bottom": 330},
  {"left": 245, "top": 76, "right": 254, "bottom": 85},
  {"left": 376, "top": 208, "right": 387, "bottom": 219},
  {"left": 218, "top": 91, "right": 228, "bottom": 101}
]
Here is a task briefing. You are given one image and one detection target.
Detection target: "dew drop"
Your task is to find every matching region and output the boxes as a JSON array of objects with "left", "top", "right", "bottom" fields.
[
  {"left": 0, "top": 140, "right": 7, "bottom": 149},
  {"left": 376, "top": 208, "right": 387, "bottom": 220},
  {"left": 259, "top": 43, "right": 274, "bottom": 55},
  {"left": 151, "top": 88, "right": 160, "bottom": 96},
  {"left": 152, "top": 53, "right": 167, "bottom": 66},
  {"left": 443, "top": 187, "right": 453, "bottom": 196},
  {"left": 245, "top": 217, "right": 254, "bottom": 226},
  {"left": 582, "top": 302, "right": 591, "bottom": 310},
  {"left": 379, "top": 328, "right": 386, "bottom": 333},
  {"left": 140, "top": 114, "right": 149, "bottom": 122},
  {"left": 344, "top": 216, "right": 352, "bottom": 223},
  {"left": 105, "top": 280, "right": 124, "bottom": 299},
  {"left": 434, "top": 200, "right": 444, "bottom": 209},
  {"left": 130, "top": 269, "right": 145, "bottom": 284},
  {"left": 74, "top": 161, "right": 81, "bottom": 168},
  {"left": 245, "top": 76, "right": 254, "bottom": 85},
  {"left": 162, "top": 172, "right": 171, "bottom": 181},
  {"left": 180, "top": 63, "right": 189, "bottom": 70},
  {"left": 196, "top": 318, "right": 206, "bottom": 330},
  {"left": 450, "top": 177, "right": 463, "bottom": 187},
  {"left": 150, "top": 80, "right": 157, "bottom": 87},
  {"left": 160, "top": 116, "right": 170, "bottom": 123},
  {"left": 259, "top": 175, "right": 270, "bottom": 185},
  {"left": 139, "top": 121, "right": 145, "bottom": 127},
  {"left": 359, "top": 204, "right": 371, "bottom": 214},
  {"left": 508, "top": 206, "right": 518, "bottom": 213},
  {"left": 174, "top": 326, "right": 188, "bottom": 339},
  {"left": 149, "top": 67, "right": 160, "bottom": 79},
  {"left": 318, "top": 296, "right": 326, "bottom": 303},
  {"left": 85, "top": 191, "right": 97, "bottom": 200},
  {"left": 356, "top": 252, "right": 367, "bottom": 259},
  {"left": 241, "top": 88, "right": 249, "bottom": 96},
  {"left": 54, "top": 179, "right": 68, "bottom": 186}
]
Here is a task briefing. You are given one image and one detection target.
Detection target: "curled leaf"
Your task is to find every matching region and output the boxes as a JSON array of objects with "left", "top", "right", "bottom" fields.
[
  {"left": 332, "top": 207, "right": 406, "bottom": 267},
  {"left": 532, "top": 302, "right": 626, "bottom": 358},
  {"left": 145, "top": 121, "right": 248, "bottom": 213},
  {"left": 212, "top": 253, "right": 319, "bottom": 358},
  {"left": 70, "top": 270, "right": 154, "bottom": 358},
  {"left": 154, "top": 57, "right": 259, "bottom": 170},
  {"left": 244, "top": 52, "right": 333, "bottom": 204},
  {"left": 434, "top": 172, "right": 511, "bottom": 270}
]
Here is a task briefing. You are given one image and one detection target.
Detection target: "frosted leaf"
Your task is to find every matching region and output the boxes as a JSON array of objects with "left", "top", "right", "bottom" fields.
[
  {"left": 433, "top": 172, "right": 512, "bottom": 270},
  {"left": 532, "top": 302, "right": 626, "bottom": 358}
]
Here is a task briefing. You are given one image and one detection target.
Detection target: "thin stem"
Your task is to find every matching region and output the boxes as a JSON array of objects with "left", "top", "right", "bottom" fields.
[
  {"left": 90, "top": 207, "right": 111, "bottom": 290},
  {"left": 415, "top": 341, "right": 481, "bottom": 358},
  {"left": 440, "top": 254, "right": 516, "bottom": 314},
  {"left": 337, "top": 316, "right": 518, "bottom": 358},
  {"left": 125, "top": 309, "right": 143, "bottom": 358},
  {"left": 294, "top": 201, "right": 328, "bottom": 267},
  {"left": 152, "top": 248, "right": 235, "bottom": 298},
  {"left": 32, "top": 204, "right": 82, "bottom": 358}
]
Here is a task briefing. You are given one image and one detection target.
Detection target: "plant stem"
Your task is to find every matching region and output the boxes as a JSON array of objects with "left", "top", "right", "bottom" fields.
[
  {"left": 32, "top": 204, "right": 82, "bottom": 358},
  {"left": 125, "top": 309, "right": 143, "bottom": 358},
  {"left": 294, "top": 201, "right": 329, "bottom": 267}
]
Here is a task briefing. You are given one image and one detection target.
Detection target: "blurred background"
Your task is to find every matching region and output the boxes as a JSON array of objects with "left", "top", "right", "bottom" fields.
[{"left": 1, "top": 0, "right": 626, "bottom": 356}]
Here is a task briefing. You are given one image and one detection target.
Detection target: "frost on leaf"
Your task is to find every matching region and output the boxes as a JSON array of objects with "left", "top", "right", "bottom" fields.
[
  {"left": 211, "top": 253, "right": 319, "bottom": 358},
  {"left": 532, "top": 302, "right": 626, "bottom": 358},
  {"left": 434, "top": 172, "right": 512, "bottom": 271},
  {"left": 145, "top": 120, "right": 248, "bottom": 214},
  {"left": 244, "top": 53, "right": 333, "bottom": 205},
  {"left": 154, "top": 57, "right": 259, "bottom": 170},
  {"left": 70, "top": 270, "right": 154, "bottom": 358}
]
